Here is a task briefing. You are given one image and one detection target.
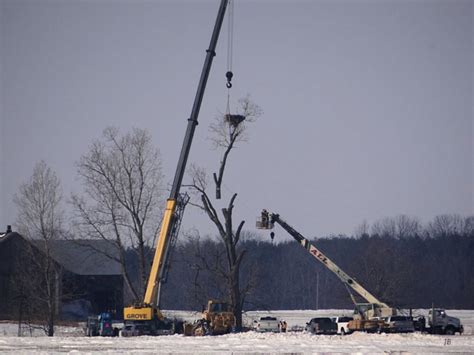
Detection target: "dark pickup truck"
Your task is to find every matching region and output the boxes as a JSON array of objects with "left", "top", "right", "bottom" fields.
[{"left": 305, "top": 317, "right": 337, "bottom": 335}]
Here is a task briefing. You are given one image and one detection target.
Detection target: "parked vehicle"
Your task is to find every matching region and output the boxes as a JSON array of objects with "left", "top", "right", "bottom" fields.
[
  {"left": 85, "top": 312, "right": 116, "bottom": 336},
  {"left": 253, "top": 316, "right": 280, "bottom": 333},
  {"left": 381, "top": 316, "right": 415, "bottom": 333},
  {"left": 120, "top": 323, "right": 153, "bottom": 337},
  {"left": 85, "top": 316, "right": 99, "bottom": 336},
  {"left": 415, "top": 309, "right": 463, "bottom": 335},
  {"left": 184, "top": 300, "right": 235, "bottom": 336},
  {"left": 331, "top": 316, "right": 353, "bottom": 335},
  {"left": 305, "top": 317, "right": 337, "bottom": 335}
]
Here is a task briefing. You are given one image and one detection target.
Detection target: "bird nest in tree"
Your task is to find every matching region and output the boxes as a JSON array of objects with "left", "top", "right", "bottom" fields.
[{"left": 224, "top": 114, "right": 246, "bottom": 127}]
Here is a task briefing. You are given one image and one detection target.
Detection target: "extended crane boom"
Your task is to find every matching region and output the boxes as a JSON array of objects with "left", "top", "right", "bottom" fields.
[
  {"left": 123, "top": 0, "right": 230, "bottom": 332},
  {"left": 257, "top": 211, "right": 395, "bottom": 319}
]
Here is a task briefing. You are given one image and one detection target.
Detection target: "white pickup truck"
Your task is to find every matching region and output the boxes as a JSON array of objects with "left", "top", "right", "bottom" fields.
[
  {"left": 253, "top": 316, "right": 281, "bottom": 333},
  {"left": 331, "top": 316, "right": 354, "bottom": 335}
]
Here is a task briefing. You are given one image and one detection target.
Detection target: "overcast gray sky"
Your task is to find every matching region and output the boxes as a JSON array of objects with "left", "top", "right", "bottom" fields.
[{"left": 1, "top": 0, "right": 472, "bottom": 239}]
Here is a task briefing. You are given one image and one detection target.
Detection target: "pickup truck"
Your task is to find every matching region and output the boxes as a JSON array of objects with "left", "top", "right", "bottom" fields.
[
  {"left": 381, "top": 316, "right": 415, "bottom": 333},
  {"left": 253, "top": 316, "right": 281, "bottom": 333},
  {"left": 305, "top": 317, "right": 337, "bottom": 335},
  {"left": 331, "top": 316, "right": 353, "bottom": 335}
]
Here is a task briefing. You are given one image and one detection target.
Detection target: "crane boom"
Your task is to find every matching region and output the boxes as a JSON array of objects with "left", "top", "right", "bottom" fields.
[
  {"left": 124, "top": 0, "right": 229, "bottom": 325},
  {"left": 258, "top": 212, "right": 390, "bottom": 308}
]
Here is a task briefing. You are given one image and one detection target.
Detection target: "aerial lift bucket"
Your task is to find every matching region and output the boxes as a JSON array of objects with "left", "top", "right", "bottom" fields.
[{"left": 256, "top": 209, "right": 274, "bottom": 229}]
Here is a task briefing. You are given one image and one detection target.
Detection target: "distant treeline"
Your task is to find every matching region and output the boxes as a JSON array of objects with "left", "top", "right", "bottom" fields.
[{"left": 131, "top": 214, "right": 474, "bottom": 311}]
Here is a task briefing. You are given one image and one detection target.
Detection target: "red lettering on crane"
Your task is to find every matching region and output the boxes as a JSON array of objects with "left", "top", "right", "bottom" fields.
[{"left": 310, "top": 247, "right": 328, "bottom": 264}]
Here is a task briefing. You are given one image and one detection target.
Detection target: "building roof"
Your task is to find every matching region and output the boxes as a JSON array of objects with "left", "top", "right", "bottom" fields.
[
  {"left": 0, "top": 231, "right": 121, "bottom": 276},
  {"left": 46, "top": 239, "right": 122, "bottom": 276}
]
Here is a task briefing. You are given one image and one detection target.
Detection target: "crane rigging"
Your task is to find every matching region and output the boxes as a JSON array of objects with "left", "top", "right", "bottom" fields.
[{"left": 225, "top": 0, "right": 234, "bottom": 90}]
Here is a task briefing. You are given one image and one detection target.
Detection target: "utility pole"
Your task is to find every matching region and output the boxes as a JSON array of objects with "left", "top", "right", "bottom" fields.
[{"left": 316, "top": 272, "right": 320, "bottom": 309}]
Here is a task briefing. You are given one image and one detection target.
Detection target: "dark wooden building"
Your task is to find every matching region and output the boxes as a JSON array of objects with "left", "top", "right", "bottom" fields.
[{"left": 0, "top": 228, "right": 123, "bottom": 321}]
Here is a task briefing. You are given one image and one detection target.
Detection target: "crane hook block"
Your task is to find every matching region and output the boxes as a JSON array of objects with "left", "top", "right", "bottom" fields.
[{"left": 226, "top": 71, "right": 233, "bottom": 88}]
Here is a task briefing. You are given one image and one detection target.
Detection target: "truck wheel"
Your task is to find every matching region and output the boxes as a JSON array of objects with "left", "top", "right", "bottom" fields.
[
  {"left": 341, "top": 328, "right": 346, "bottom": 336},
  {"left": 445, "top": 327, "right": 455, "bottom": 335}
]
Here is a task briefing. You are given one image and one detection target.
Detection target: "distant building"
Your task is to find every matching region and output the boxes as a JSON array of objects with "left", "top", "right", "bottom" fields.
[{"left": 0, "top": 227, "right": 123, "bottom": 321}]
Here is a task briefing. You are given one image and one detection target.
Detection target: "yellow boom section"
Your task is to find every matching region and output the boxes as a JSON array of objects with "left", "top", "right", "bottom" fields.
[{"left": 144, "top": 198, "right": 177, "bottom": 305}]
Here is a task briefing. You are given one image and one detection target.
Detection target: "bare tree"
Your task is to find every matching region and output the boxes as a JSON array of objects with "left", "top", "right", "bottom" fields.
[
  {"left": 371, "top": 217, "right": 397, "bottom": 238},
  {"left": 370, "top": 215, "right": 422, "bottom": 239},
  {"left": 462, "top": 216, "right": 474, "bottom": 236},
  {"left": 71, "top": 127, "right": 164, "bottom": 301},
  {"left": 185, "top": 96, "right": 262, "bottom": 330},
  {"left": 427, "top": 214, "right": 464, "bottom": 238},
  {"left": 13, "top": 161, "right": 64, "bottom": 336},
  {"left": 394, "top": 215, "right": 421, "bottom": 238},
  {"left": 354, "top": 219, "right": 370, "bottom": 238},
  {"left": 186, "top": 231, "right": 230, "bottom": 304}
]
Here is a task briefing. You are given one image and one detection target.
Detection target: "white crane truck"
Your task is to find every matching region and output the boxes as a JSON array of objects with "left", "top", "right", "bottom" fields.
[{"left": 257, "top": 211, "right": 463, "bottom": 335}]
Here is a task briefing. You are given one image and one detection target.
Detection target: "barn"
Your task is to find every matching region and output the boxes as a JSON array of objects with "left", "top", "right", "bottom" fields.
[{"left": 0, "top": 226, "right": 123, "bottom": 321}]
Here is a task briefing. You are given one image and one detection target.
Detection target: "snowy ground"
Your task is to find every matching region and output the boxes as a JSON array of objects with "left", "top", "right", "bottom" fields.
[{"left": 0, "top": 310, "right": 473, "bottom": 354}]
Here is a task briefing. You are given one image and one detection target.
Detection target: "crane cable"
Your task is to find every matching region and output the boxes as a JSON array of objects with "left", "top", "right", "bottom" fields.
[{"left": 225, "top": 0, "right": 234, "bottom": 115}]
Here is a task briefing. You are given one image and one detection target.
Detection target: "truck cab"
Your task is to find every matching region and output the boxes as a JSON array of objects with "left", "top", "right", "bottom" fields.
[{"left": 428, "top": 309, "right": 463, "bottom": 335}]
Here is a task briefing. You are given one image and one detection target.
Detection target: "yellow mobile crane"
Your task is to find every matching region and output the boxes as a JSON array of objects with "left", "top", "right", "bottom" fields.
[
  {"left": 122, "top": 0, "right": 231, "bottom": 335},
  {"left": 257, "top": 211, "right": 396, "bottom": 332}
]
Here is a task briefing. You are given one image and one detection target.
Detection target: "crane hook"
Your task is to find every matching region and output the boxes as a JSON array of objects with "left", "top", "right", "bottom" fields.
[{"left": 225, "top": 71, "right": 233, "bottom": 89}]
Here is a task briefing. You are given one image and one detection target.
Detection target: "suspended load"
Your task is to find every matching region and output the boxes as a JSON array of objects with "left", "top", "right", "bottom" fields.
[{"left": 224, "top": 114, "right": 245, "bottom": 127}]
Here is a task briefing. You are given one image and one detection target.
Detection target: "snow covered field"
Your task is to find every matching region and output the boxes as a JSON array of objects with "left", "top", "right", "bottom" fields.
[{"left": 0, "top": 310, "right": 473, "bottom": 354}]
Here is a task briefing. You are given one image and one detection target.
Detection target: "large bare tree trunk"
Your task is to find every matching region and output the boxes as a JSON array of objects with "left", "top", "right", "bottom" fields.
[{"left": 186, "top": 97, "right": 262, "bottom": 330}]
